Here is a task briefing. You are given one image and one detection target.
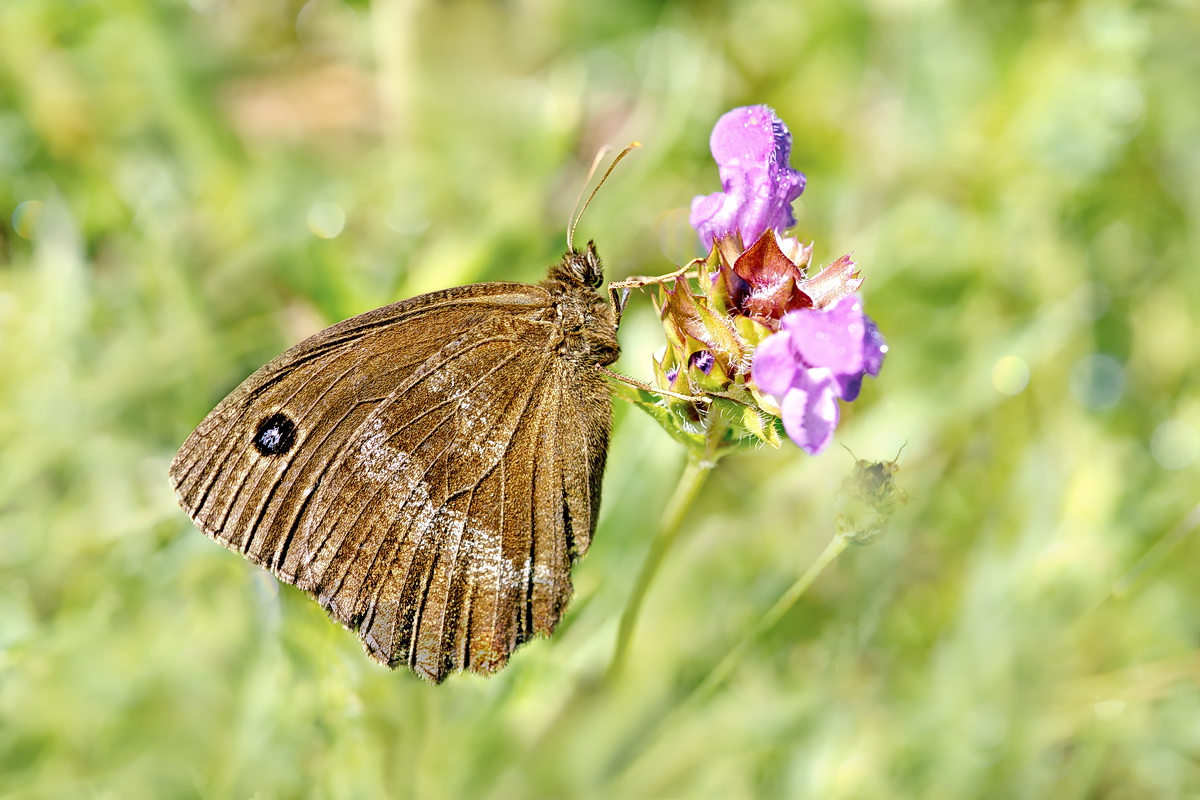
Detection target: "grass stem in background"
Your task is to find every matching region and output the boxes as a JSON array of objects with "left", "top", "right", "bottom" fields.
[{"left": 607, "top": 451, "right": 713, "bottom": 682}]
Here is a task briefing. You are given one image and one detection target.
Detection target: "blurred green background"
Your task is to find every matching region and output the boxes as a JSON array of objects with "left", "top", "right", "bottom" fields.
[{"left": 3, "top": 0, "right": 1199, "bottom": 797}]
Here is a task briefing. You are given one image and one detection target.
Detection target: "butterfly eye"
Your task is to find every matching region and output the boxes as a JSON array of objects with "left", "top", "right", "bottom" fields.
[{"left": 253, "top": 413, "right": 297, "bottom": 456}]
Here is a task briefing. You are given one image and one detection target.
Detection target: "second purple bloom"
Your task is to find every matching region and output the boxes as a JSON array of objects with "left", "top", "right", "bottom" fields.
[{"left": 752, "top": 296, "right": 887, "bottom": 455}]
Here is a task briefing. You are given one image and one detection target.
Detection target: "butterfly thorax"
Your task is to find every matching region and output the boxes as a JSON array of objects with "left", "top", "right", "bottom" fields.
[{"left": 541, "top": 243, "right": 620, "bottom": 369}]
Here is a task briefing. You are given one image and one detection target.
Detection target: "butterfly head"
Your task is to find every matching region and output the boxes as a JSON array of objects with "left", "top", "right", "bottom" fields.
[{"left": 555, "top": 240, "right": 605, "bottom": 290}]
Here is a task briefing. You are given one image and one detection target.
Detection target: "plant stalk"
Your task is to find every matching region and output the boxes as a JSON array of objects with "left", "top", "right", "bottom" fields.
[
  {"left": 606, "top": 451, "right": 714, "bottom": 682},
  {"left": 690, "top": 531, "right": 851, "bottom": 702}
]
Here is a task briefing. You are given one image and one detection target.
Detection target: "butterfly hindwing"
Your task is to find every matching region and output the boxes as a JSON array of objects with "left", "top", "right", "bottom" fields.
[{"left": 298, "top": 326, "right": 570, "bottom": 679}]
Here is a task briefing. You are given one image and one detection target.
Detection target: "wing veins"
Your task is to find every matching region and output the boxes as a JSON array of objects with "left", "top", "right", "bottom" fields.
[
  {"left": 405, "top": 358, "right": 553, "bottom": 673},
  {"left": 238, "top": 362, "right": 365, "bottom": 557},
  {"left": 184, "top": 357, "right": 357, "bottom": 540},
  {"left": 214, "top": 357, "right": 359, "bottom": 535},
  {"left": 293, "top": 330, "right": 531, "bottom": 552},
  {"left": 521, "top": 396, "right": 547, "bottom": 643},
  {"left": 306, "top": 344, "right": 530, "bottom": 597}
]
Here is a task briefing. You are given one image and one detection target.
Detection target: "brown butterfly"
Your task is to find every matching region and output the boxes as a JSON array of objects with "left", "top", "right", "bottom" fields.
[
  {"left": 169, "top": 151, "right": 650, "bottom": 683},
  {"left": 170, "top": 241, "right": 619, "bottom": 683}
]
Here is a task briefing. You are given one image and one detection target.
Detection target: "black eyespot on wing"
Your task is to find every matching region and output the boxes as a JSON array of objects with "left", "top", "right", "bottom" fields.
[{"left": 253, "top": 413, "right": 296, "bottom": 456}]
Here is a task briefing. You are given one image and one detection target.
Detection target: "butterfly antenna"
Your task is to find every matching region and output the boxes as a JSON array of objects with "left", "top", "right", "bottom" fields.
[
  {"left": 567, "top": 141, "right": 642, "bottom": 251},
  {"left": 567, "top": 146, "right": 612, "bottom": 249}
]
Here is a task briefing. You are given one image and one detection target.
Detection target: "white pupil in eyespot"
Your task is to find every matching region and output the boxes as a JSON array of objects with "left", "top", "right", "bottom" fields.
[{"left": 260, "top": 427, "right": 283, "bottom": 449}]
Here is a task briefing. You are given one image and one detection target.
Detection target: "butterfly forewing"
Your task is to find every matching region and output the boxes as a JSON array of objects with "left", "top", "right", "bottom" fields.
[
  {"left": 170, "top": 275, "right": 613, "bottom": 683},
  {"left": 172, "top": 285, "right": 534, "bottom": 556}
]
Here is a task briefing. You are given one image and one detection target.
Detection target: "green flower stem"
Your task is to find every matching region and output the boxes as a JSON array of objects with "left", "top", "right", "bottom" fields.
[
  {"left": 605, "top": 528, "right": 855, "bottom": 786},
  {"left": 606, "top": 450, "right": 714, "bottom": 682},
  {"left": 689, "top": 530, "right": 851, "bottom": 702},
  {"left": 1109, "top": 501, "right": 1200, "bottom": 601}
]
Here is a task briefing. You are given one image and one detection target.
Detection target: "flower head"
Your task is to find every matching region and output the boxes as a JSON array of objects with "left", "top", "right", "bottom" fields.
[
  {"left": 622, "top": 104, "right": 886, "bottom": 459},
  {"left": 751, "top": 296, "right": 887, "bottom": 454},
  {"left": 711, "top": 230, "right": 868, "bottom": 332},
  {"left": 689, "top": 105, "right": 806, "bottom": 248}
]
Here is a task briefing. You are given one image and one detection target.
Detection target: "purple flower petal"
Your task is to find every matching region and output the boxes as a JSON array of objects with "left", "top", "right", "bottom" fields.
[
  {"left": 782, "top": 295, "right": 867, "bottom": 376},
  {"left": 837, "top": 373, "right": 864, "bottom": 403},
  {"left": 862, "top": 315, "right": 887, "bottom": 376},
  {"left": 751, "top": 330, "right": 799, "bottom": 397},
  {"left": 780, "top": 368, "right": 840, "bottom": 455},
  {"left": 690, "top": 105, "right": 806, "bottom": 247},
  {"left": 690, "top": 183, "right": 753, "bottom": 251}
]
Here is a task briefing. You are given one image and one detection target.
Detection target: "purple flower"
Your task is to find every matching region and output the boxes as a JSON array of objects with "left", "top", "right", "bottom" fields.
[
  {"left": 752, "top": 295, "right": 886, "bottom": 455},
  {"left": 690, "top": 105, "right": 807, "bottom": 248}
]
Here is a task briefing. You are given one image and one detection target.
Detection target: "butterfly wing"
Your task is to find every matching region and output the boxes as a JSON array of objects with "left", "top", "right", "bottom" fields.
[{"left": 170, "top": 282, "right": 610, "bottom": 682}]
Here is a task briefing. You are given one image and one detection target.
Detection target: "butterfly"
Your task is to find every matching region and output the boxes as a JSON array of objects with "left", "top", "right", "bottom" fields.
[{"left": 170, "top": 239, "right": 620, "bottom": 683}]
